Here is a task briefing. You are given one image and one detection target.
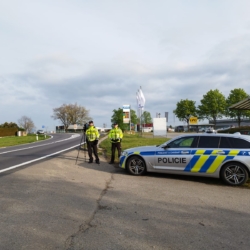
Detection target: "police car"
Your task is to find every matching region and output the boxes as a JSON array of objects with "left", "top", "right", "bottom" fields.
[{"left": 119, "top": 133, "right": 250, "bottom": 186}]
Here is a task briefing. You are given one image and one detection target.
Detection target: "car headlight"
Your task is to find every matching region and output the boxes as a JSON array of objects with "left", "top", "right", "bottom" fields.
[{"left": 121, "top": 151, "right": 128, "bottom": 157}]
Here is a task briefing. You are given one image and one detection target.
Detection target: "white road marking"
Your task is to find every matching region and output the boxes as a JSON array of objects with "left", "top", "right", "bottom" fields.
[
  {"left": 0, "top": 142, "right": 86, "bottom": 174},
  {"left": 0, "top": 134, "right": 81, "bottom": 155}
]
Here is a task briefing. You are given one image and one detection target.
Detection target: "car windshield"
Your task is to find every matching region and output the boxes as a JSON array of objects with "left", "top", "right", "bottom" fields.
[
  {"left": 159, "top": 141, "right": 169, "bottom": 147},
  {"left": 160, "top": 136, "right": 196, "bottom": 148},
  {"left": 168, "top": 137, "right": 194, "bottom": 148}
]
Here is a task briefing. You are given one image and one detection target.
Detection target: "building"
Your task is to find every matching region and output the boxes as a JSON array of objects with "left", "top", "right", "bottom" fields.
[{"left": 209, "top": 118, "right": 250, "bottom": 128}]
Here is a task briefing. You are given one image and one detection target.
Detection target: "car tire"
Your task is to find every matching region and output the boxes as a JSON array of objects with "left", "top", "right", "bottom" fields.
[
  {"left": 127, "top": 156, "right": 147, "bottom": 176},
  {"left": 221, "top": 162, "right": 249, "bottom": 186}
]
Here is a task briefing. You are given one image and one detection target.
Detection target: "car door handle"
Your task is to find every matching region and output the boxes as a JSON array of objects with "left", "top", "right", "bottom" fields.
[
  {"left": 215, "top": 151, "right": 225, "bottom": 155},
  {"left": 181, "top": 151, "right": 190, "bottom": 154}
]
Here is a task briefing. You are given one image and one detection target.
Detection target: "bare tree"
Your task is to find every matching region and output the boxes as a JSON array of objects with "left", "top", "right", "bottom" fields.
[
  {"left": 51, "top": 103, "right": 91, "bottom": 131},
  {"left": 18, "top": 116, "right": 35, "bottom": 133}
]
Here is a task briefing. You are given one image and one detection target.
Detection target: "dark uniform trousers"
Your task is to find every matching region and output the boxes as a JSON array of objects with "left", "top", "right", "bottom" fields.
[
  {"left": 87, "top": 140, "right": 99, "bottom": 161},
  {"left": 111, "top": 142, "right": 121, "bottom": 162}
]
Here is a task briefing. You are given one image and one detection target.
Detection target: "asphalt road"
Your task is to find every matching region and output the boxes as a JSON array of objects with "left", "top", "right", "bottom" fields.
[
  {"left": 0, "top": 133, "right": 250, "bottom": 250},
  {"left": 0, "top": 133, "right": 83, "bottom": 173}
]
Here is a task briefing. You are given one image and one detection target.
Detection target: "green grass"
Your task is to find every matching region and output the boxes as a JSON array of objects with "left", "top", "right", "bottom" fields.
[
  {"left": 0, "top": 134, "right": 50, "bottom": 147},
  {"left": 99, "top": 132, "right": 168, "bottom": 162}
]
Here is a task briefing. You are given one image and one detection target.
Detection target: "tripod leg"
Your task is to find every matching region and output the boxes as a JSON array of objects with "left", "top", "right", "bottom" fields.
[
  {"left": 75, "top": 131, "right": 85, "bottom": 165},
  {"left": 84, "top": 133, "right": 87, "bottom": 162}
]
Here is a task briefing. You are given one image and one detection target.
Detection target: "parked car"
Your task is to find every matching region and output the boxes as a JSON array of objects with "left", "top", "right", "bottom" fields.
[
  {"left": 168, "top": 128, "right": 175, "bottom": 132},
  {"left": 37, "top": 130, "right": 45, "bottom": 134},
  {"left": 119, "top": 133, "right": 250, "bottom": 186},
  {"left": 199, "top": 128, "right": 206, "bottom": 132},
  {"left": 205, "top": 127, "right": 216, "bottom": 133},
  {"left": 174, "top": 126, "right": 184, "bottom": 132},
  {"left": 199, "top": 127, "right": 216, "bottom": 133}
]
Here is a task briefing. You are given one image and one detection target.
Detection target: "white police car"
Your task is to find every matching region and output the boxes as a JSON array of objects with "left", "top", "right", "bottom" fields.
[{"left": 119, "top": 133, "right": 250, "bottom": 186}]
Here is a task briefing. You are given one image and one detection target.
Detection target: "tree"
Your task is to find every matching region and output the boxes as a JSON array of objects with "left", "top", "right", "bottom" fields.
[
  {"left": 226, "top": 88, "right": 250, "bottom": 127},
  {"left": 130, "top": 109, "right": 138, "bottom": 127},
  {"left": 141, "top": 111, "right": 152, "bottom": 124},
  {"left": 111, "top": 108, "right": 137, "bottom": 131},
  {"left": 0, "top": 122, "right": 19, "bottom": 128},
  {"left": 197, "top": 89, "right": 226, "bottom": 127},
  {"left": 173, "top": 99, "right": 197, "bottom": 130},
  {"left": 52, "top": 103, "right": 91, "bottom": 131},
  {"left": 18, "top": 116, "right": 35, "bottom": 133}
]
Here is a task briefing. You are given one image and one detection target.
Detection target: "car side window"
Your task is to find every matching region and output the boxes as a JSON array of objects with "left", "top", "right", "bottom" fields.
[
  {"left": 198, "top": 136, "right": 220, "bottom": 148},
  {"left": 167, "top": 137, "right": 195, "bottom": 148},
  {"left": 219, "top": 137, "right": 232, "bottom": 148},
  {"left": 220, "top": 137, "right": 250, "bottom": 148}
]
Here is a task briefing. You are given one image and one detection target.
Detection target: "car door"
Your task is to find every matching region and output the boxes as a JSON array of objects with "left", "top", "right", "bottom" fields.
[
  {"left": 183, "top": 136, "right": 221, "bottom": 174},
  {"left": 153, "top": 136, "right": 197, "bottom": 171}
]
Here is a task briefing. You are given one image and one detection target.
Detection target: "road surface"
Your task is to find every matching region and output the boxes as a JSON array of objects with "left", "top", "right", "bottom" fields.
[{"left": 0, "top": 133, "right": 83, "bottom": 173}]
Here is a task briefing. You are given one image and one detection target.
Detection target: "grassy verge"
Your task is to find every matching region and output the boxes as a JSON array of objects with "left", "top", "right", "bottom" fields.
[
  {"left": 0, "top": 134, "right": 50, "bottom": 147},
  {"left": 99, "top": 132, "right": 168, "bottom": 162}
]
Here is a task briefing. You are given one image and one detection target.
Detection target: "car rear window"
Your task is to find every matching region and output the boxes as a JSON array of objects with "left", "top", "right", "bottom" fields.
[
  {"left": 198, "top": 136, "right": 220, "bottom": 148},
  {"left": 220, "top": 137, "right": 250, "bottom": 148}
]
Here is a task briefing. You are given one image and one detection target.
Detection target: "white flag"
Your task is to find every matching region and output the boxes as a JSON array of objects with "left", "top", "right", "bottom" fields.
[
  {"left": 136, "top": 91, "right": 140, "bottom": 108},
  {"left": 138, "top": 87, "right": 146, "bottom": 109}
]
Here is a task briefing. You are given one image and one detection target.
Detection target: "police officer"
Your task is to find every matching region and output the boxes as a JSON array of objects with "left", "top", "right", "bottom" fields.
[
  {"left": 108, "top": 122, "right": 123, "bottom": 164},
  {"left": 85, "top": 120, "right": 100, "bottom": 164}
]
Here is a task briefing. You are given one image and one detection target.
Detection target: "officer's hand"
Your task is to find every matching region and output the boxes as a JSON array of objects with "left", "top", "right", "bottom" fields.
[{"left": 120, "top": 139, "right": 122, "bottom": 142}]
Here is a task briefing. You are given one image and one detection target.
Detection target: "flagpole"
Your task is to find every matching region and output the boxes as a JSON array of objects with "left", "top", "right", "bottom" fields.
[
  {"left": 129, "top": 104, "right": 131, "bottom": 132},
  {"left": 141, "top": 107, "right": 143, "bottom": 136},
  {"left": 136, "top": 91, "right": 139, "bottom": 133}
]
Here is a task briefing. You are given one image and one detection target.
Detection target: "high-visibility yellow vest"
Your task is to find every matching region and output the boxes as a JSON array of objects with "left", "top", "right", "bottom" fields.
[
  {"left": 86, "top": 126, "right": 99, "bottom": 141},
  {"left": 108, "top": 128, "right": 123, "bottom": 142}
]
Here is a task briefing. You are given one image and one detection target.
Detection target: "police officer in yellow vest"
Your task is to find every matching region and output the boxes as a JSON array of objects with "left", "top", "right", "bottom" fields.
[
  {"left": 108, "top": 122, "right": 123, "bottom": 164},
  {"left": 85, "top": 120, "right": 100, "bottom": 164}
]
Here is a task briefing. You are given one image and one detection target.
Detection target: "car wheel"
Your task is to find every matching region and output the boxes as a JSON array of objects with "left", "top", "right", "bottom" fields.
[
  {"left": 127, "top": 156, "right": 146, "bottom": 176},
  {"left": 221, "top": 162, "right": 249, "bottom": 186}
]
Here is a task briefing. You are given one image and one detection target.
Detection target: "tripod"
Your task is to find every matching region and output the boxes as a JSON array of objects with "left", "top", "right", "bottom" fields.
[{"left": 75, "top": 130, "right": 87, "bottom": 165}]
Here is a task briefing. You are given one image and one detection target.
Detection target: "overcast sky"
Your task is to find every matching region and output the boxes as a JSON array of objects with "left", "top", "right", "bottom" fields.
[{"left": 1, "top": 0, "right": 250, "bottom": 131}]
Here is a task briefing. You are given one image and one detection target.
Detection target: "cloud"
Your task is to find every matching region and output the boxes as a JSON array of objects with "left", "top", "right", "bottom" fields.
[{"left": 1, "top": 0, "right": 250, "bottom": 130}]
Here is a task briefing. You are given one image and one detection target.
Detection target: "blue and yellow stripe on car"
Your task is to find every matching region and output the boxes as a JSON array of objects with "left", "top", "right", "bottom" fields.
[
  {"left": 120, "top": 151, "right": 140, "bottom": 169},
  {"left": 120, "top": 156, "right": 126, "bottom": 168},
  {"left": 184, "top": 149, "right": 240, "bottom": 173},
  {"left": 120, "top": 149, "right": 247, "bottom": 172},
  {"left": 120, "top": 151, "right": 156, "bottom": 169}
]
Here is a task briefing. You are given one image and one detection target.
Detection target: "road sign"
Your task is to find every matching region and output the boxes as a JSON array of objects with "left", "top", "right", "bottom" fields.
[
  {"left": 189, "top": 117, "right": 198, "bottom": 125},
  {"left": 73, "top": 124, "right": 77, "bottom": 129}
]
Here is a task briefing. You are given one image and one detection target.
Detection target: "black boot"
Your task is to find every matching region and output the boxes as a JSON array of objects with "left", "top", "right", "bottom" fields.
[
  {"left": 96, "top": 159, "right": 100, "bottom": 164},
  {"left": 88, "top": 158, "right": 93, "bottom": 163}
]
